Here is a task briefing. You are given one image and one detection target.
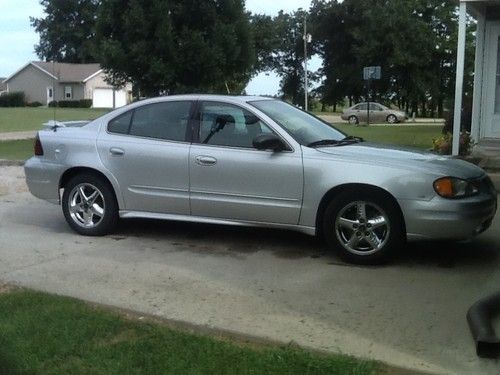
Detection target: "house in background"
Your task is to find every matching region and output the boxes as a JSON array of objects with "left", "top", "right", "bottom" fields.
[
  {"left": 454, "top": 0, "right": 500, "bottom": 168},
  {"left": 1, "top": 61, "right": 131, "bottom": 108},
  {"left": 0, "top": 78, "right": 7, "bottom": 95}
]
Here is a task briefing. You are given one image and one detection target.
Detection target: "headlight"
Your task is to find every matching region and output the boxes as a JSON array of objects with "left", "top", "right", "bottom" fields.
[{"left": 433, "top": 177, "right": 479, "bottom": 199}]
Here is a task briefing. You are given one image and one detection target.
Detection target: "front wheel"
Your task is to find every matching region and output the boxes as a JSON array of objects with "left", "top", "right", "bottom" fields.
[
  {"left": 323, "top": 190, "right": 404, "bottom": 264},
  {"left": 386, "top": 114, "right": 398, "bottom": 124},
  {"left": 348, "top": 115, "right": 358, "bottom": 125},
  {"left": 62, "top": 173, "right": 118, "bottom": 236}
]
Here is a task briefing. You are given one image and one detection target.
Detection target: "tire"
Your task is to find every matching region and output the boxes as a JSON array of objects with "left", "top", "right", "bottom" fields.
[
  {"left": 348, "top": 115, "right": 358, "bottom": 125},
  {"left": 386, "top": 114, "right": 398, "bottom": 124},
  {"left": 62, "top": 173, "right": 118, "bottom": 236},
  {"left": 322, "top": 189, "right": 404, "bottom": 265}
]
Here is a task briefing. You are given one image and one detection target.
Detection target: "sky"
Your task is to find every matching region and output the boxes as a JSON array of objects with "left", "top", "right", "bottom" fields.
[{"left": 0, "top": 0, "right": 320, "bottom": 95}]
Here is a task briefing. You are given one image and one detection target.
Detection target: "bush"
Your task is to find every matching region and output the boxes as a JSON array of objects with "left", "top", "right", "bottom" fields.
[
  {"left": 26, "top": 101, "right": 43, "bottom": 107},
  {"left": 432, "top": 131, "right": 474, "bottom": 156},
  {"left": 49, "top": 99, "right": 92, "bottom": 108},
  {"left": 0, "top": 92, "right": 25, "bottom": 107}
]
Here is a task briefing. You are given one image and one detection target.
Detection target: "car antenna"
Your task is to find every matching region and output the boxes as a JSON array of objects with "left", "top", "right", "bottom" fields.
[{"left": 51, "top": 60, "right": 58, "bottom": 131}]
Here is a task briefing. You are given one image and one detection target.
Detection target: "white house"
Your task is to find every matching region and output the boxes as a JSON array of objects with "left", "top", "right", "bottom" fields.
[{"left": 454, "top": 0, "right": 500, "bottom": 168}]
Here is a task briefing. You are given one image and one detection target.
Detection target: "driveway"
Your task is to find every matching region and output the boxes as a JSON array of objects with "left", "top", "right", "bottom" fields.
[{"left": 1, "top": 166, "right": 499, "bottom": 375}]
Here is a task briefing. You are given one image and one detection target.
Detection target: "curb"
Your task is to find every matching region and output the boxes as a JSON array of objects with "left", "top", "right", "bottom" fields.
[{"left": 0, "top": 159, "right": 25, "bottom": 167}]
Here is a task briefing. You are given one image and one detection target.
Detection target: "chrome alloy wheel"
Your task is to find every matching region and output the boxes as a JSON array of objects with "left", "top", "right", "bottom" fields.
[
  {"left": 387, "top": 114, "right": 397, "bottom": 124},
  {"left": 335, "top": 201, "right": 390, "bottom": 256},
  {"left": 68, "top": 183, "right": 105, "bottom": 228}
]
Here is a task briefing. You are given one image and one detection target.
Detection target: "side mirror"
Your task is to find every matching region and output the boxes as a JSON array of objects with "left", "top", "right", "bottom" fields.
[{"left": 252, "top": 134, "right": 286, "bottom": 152}]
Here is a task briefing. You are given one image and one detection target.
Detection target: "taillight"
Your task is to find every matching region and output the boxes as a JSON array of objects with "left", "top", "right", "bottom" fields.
[{"left": 34, "top": 134, "right": 44, "bottom": 156}]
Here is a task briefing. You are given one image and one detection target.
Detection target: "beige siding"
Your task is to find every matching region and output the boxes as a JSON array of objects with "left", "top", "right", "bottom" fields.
[
  {"left": 6, "top": 64, "right": 88, "bottom": 103},
  {"left": 6, "top": 65, "right": 56, "bottom": 103}
]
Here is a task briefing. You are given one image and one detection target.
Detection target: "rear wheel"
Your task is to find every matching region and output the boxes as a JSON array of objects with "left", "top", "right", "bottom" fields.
[
  {"left": 62, "top": 173, "right": 118, "bottom": 236},
  {"left": 323, "top": 189, "right": 404, "bottom": 264}
]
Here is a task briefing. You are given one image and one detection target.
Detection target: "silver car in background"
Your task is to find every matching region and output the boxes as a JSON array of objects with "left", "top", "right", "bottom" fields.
[
  {"left": 341, "top": 102, "right": 407, "bottom": 124},
  {"left": 25, "top": 95, "right": 497, "bottom": 264}
]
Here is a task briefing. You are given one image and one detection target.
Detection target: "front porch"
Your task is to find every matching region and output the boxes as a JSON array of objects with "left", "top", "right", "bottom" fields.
[
  {"left": 455, "top": 1, "right": 500, "bottom": 169},
  {"left": 474, "top": 139, "right": 500, "bottom": 170}
]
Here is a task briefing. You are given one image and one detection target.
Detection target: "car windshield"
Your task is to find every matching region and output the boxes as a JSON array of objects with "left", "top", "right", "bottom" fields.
[{"left": 249, "top": 100, "right": 346, "bottom": 146}]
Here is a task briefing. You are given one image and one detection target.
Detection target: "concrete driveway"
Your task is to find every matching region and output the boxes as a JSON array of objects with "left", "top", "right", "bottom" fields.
[{"left": 0, "top": 166, "right": 499, "bottom": 375}]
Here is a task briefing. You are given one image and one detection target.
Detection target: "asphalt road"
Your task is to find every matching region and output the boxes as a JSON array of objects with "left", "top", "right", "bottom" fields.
[{"left": 0, "top": 166, "right": 499, "bottom": 375}]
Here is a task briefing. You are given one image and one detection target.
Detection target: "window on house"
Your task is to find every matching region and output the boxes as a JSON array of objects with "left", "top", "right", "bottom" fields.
[{"left": 65, "top": 86, "right": 72, "bottom": 99}]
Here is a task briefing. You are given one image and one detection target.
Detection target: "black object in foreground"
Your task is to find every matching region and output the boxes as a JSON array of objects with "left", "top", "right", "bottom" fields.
[{"left": 467, "top": 291, "right": 500, "bottom": 358}]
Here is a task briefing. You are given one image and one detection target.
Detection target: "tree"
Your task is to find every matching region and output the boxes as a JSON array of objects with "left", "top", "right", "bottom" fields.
[
  {"left": 264, "top": 10, "right": 316, "bottom": 107},
  {"left": 94, "top": 0, "right": 254, "bottom": 95},
  {"left": 30, "top": 0, "right": 99, "bottom": 63},
  {"left": 311, "top": 0, "right": 475, "bottom": 116}
]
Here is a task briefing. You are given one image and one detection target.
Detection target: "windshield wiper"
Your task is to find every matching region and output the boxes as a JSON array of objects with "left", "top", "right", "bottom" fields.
[
  {"left": 342, "top": 135, "right": 364, "bottom": 142},
  {"left": 307, "top": 136, "right": 364, "bottom": 148},
  {"left": 307, "top": 139, "right": 341, "bottom": 147}
]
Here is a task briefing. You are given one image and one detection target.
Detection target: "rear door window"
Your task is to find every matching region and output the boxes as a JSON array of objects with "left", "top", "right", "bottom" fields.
[{"left": 129, "top": 101, "right": 192, "bottom": 141}]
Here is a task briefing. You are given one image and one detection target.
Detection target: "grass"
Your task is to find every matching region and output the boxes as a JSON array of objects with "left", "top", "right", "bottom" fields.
[
  {"left": 0, "top": 139, "right": 34, "bottom": 160},
  {"left": 0, "top": 289, "right": 378, "bottom": 375},
  {"left": 0, "top": 107, "right": 109, "bottom": 133},
  {"left": 333, "top": 123, "right": 442, "bottom": 150}
]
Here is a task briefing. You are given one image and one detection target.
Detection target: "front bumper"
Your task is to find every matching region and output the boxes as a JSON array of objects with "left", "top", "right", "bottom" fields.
[
  {"left": 24, "top": 157, "right": 64, "bottom": 204},
  {"left": 400, "top": 191, "right": 497, "bottom": 240}
]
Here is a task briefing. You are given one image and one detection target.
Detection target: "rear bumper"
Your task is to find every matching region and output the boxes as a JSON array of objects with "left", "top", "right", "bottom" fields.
[
  {"left": 24, "top": 157, "right": 64, "bottom": 204},
  {"left": 400, "top": 193, "right": 497, "bottom": 240}
]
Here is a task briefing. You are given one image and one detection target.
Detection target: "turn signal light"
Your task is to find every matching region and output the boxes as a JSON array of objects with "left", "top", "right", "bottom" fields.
[{"left": 433, "top": 177, "right": 479, "bottom": 199}]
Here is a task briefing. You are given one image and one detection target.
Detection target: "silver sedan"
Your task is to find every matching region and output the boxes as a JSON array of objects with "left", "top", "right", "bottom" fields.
[
  {"left": 341, "top": 102, "right": 407, "bottom": 124},
  {"left": 25, "top": 95, "right": 497, "bottom": 264}
]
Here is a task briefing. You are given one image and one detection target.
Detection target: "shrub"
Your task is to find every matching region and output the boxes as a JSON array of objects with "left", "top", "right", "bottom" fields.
[
  {"left": 432, "top": 131, "right": 474, "bottom": 156},
  {"left": 26, "top": 101, "right": 43, "bottom": 107},
  {"left": 0, "top": 92, "right": 25, "bottom": 107},
  {"left": 48, "top": 99, "right": 92, "bottom": 108}
]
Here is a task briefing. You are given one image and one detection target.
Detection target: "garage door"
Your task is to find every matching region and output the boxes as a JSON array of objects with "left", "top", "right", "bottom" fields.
[{"left": 92, "top": 88, "right": 127, "bottom": 108}]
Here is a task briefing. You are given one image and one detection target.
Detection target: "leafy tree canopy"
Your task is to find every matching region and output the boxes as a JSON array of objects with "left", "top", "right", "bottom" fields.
[
  {"left": 31, "top": 0, "right": 99, "bottom": 63},
  {"left": 94, "top": 0, "right": 255, "bottom": 95}
]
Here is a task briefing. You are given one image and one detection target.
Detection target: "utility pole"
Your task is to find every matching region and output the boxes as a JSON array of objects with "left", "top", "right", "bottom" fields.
[{"left": 303, "top": 16, "right": 312, "bottom": 112}]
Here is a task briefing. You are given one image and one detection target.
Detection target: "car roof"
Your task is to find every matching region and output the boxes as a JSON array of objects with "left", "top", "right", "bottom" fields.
[{"left": 132, "top": 94, "right": 276, "bottom": 107}]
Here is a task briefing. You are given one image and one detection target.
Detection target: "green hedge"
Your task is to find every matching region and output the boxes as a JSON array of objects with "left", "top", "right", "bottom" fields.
[
  {"left": 0, "top": 92, "right": 26, "bottom": 107},
  {"left": 26, "top": 101, "right": 43, "bottom": 107},
  {"left": 49, "top": 99, "right": 92, "bottom": 108}
]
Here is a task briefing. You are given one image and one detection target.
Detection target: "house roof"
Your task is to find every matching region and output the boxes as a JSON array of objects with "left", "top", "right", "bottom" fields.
[
  {"left": 0, "top": 78, "right": 6, "bottom": 91},
  {"left": 4, "top": 61, "right": 102, "bottom": 83},
  {"left": 32, "top": 61, "right": 102, "bottom": 83}
]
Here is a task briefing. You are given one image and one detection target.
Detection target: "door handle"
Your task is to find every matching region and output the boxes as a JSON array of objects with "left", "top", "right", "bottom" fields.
[
  {"left": 109, "top": 147, "right": 125, "bottom": 156},
  {"left": 195, "top": 155, "right": 217, "bottom": 166}
]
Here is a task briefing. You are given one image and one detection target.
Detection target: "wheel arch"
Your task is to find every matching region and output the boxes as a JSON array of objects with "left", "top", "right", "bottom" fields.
[
  {"left": 315, "top": 183, "right": 406, "bottom": 238},
  {"left": 59, "top": 167, "right": 123, "bottom": 208}
]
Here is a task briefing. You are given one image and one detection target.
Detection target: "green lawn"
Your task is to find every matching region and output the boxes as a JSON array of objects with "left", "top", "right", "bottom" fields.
[
  {"left": 333, "top": 123, "right": 442, "bottom": 150},
  {"left": 0, "top": 139, "right": 34, "bottom": 160},
  {"left": 0, "top": 107, "right": 109, "bottom": 133},
  {"left": 0, "top": 289, "right": 378, "bottom": 375}
]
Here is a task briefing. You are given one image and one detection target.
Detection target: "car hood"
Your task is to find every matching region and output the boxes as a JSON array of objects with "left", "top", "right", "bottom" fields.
[{"left": 314, "top": 142, "right": 484, "bottom": 179}]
